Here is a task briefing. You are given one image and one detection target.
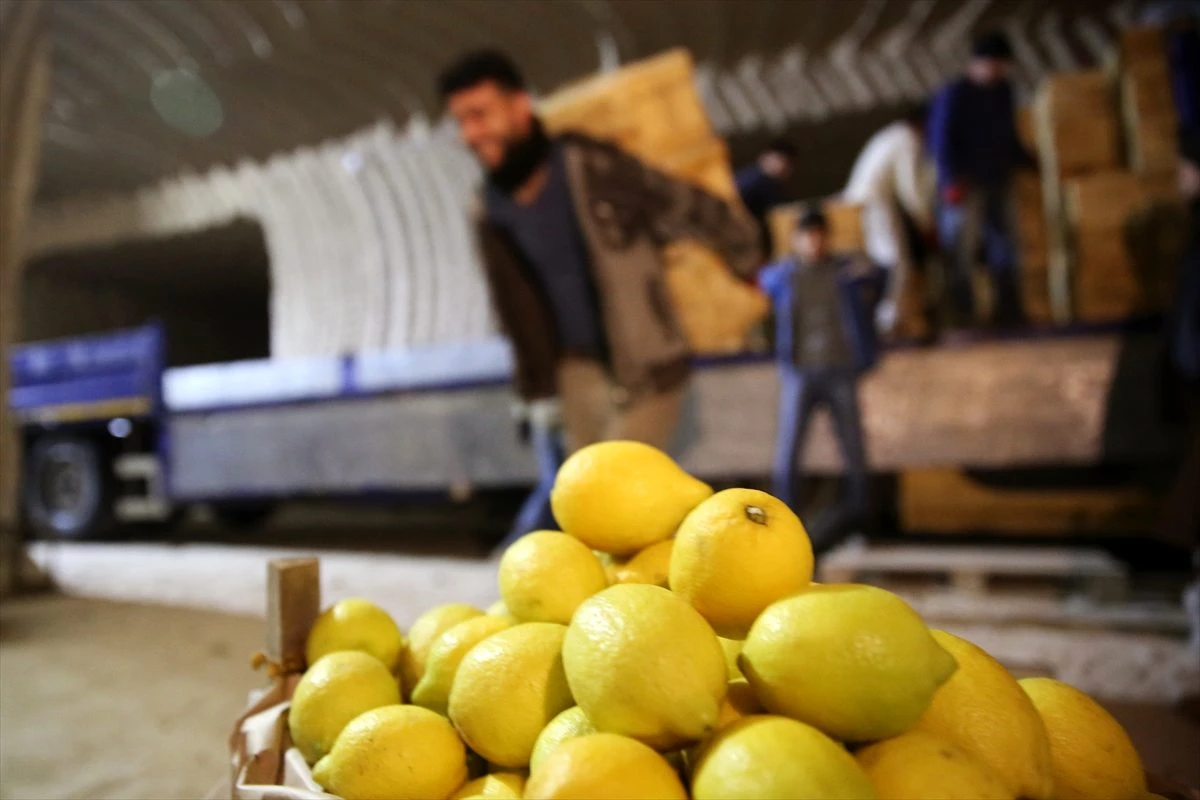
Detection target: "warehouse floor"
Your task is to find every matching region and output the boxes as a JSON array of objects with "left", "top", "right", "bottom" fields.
[{"left": 2, "top": 539, "right": 1198, "bottom": 799}]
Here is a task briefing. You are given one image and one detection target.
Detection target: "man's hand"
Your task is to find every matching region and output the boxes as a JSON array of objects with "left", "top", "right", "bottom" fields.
[{"left": 942, "top": 182, "right": 966, "bottom": 205}]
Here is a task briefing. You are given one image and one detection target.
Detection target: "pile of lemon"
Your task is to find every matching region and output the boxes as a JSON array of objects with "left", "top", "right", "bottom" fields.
[{"left": 289, "top": 441, "right": 1151, "bottom": 800}]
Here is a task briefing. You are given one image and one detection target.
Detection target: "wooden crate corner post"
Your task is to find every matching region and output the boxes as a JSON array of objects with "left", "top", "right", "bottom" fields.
[{"left": 267, "top": 558, "right": 320, "bottom": 675}]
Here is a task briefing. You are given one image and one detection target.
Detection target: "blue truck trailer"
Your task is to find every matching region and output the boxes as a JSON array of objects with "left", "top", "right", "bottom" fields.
[{"left": 7, "top": 322, "right": 1176, "bottom": 539}]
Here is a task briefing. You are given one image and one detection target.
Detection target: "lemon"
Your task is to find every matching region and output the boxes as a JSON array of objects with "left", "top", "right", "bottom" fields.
[
  {"left": 530, "top": 706, "right": 597, "bottom": 773},
  {"left": 551, "top": 441, "right": 712, "bottom": 556},
  {"left": 683, "top": 679, "right": 763, "bottom": 774},
  {"left": 740, "top": 584, "right": 956, "bottom": 742},
  {"left": 485, "top": 600, "right": 517, "bottom": 624},
  {"left": 448, "top": 622, "right": 573, "bottom": 768},
  {"left": 563, "top": 583, "right": 726, "bottom": 750},
  {"left": 856, "top": 730, "right": 1013, "bottom": 800},
  {"left": 1020, "top": 678, "right": 1145, "bottom": 800},
  {"left": 692, "top": 715, "right": 877, "bottom": 800},
  {"left": 498, "top": 531, "right": 608, "bottom": 624},
  {"left": 451, "top": 772, "right": 526, "bottom": 799},
  {"left": 671, "top": 488, "right": 813, "bottom": 637},
  {"left": 399, "top": 603, "right": 484, "bottom": 700},
  {"left": 615, "top": 539, "right": 675, "bottom": 586},
  {"left": 412, "top": 615, "right": 512, "bottom": 715},
  {"left": 311, "top": 704, "right": 467, "bottom": 800},
  {"left": 289, "top": 651, "right": 401, "bottom": 764},
  {"left": 718, "top": 679, "right": 763, "bottom": 725},
  {"left": 910, "top": 631, "right": 1053, "bottom": 800},
  {"left": 594, "top": 550, "right": 621, "bottom": 584},
  {"left": 306, "top": 598, "right": 405, "bottom": 672},
  {"left": 525, "top": 732, "right": 688, "bottom": 800},
  {"left": 719, "top": 637, "right": 744, "bottom": 680}
]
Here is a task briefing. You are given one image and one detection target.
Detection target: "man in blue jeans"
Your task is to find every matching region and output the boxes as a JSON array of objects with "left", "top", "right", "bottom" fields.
[
  {"left": 759, "top": 208, "right": 885, "bottom": 552},
  {"left": 928, "top": 31, "right": 1036, "bottom": 328}
]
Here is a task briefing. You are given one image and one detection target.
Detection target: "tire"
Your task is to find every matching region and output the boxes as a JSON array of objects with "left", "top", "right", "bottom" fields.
[
  {"left": 23, "top": 435, "right": 112, "bottom": 540},
  {"left": 212, "top": 502, "right": 276, "bottom": 531}
]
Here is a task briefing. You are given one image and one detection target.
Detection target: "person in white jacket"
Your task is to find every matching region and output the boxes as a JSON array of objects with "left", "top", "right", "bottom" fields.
[{"left": 842, "top": 105, "right": 935, "bottom": 339}]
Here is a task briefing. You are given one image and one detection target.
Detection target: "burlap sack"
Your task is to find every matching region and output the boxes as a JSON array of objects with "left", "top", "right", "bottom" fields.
[{"left": 226, "top": 675, "right": 338, "bottom": 800}]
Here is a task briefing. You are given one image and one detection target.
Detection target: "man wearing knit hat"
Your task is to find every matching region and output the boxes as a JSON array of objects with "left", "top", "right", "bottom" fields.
[{"left": 927, "top": 30, "right": 1036, "bottom": 329}]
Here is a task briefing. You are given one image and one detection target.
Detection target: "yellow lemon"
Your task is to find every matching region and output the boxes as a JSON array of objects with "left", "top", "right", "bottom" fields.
[
  {"left": 311, "top": 704, "right": 467, "bottom": 800},
  {"left": 485, "top": 600, "right": 517, "bottom": 624},
  {"left": 289, "top": 651, "right": 401, "bottom": 764},
  {"left": 614, "top": 538, "right": 675, "bottom": 586},
  {"left": 719, "top": 637, "right": 744, "bottom": 680},
  {"left": 399, "top": 603, "right": 484, "bottom": 700},
  {"left": 412, "top": 615, "right": 512, "bottom": 715},
  {"left": 692, "top": 715, "right": 877, "bottom": 800},
  {"left": 856, "top": 730, "right": 1013, "bottom": 800},
  {"left": 498, "top": 531, "right": 608, "bottom": 624},
  {"left": 563, "top": 584, "right": 727, "bottom": 750},
  {"left": 530, "top": 706, "right": 597, "bottom": 773},
  {"left": 593, "top": 550, "right": 621, "bottom": 584},
  {"left": 448, "top": 622, "right": 573, "bottom": 768},
  {"left": 306, "top": 598, "right": 405, "bottom": 672},
  {"left": 683, "top": 679, "right": 764, "bottom": 774},
  {"left": 671, "top": 488, "right": 813, "bottom": 637},
  {"left": 1020, "top": 677, "right": 1146, "bottom": 800},
  {"left": 526, "top": 732, "right": 688, "bottom": 800},
  {"left": 551, "top": 441, "right": 712, "bottom": 556},
  {"left": 450, "top": 772, "right": 526, "bottom": 799},
  {"left": 910, "top": 631, "right": 1053, "bottom": 800},
  {"left": 740, "top": 584, "right": 956, "bottom": 742}
]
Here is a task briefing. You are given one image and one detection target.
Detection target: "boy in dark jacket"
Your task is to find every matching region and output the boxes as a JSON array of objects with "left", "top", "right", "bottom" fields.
[{"left": 759, "top": 208, "right": 886, "bottom": 552}]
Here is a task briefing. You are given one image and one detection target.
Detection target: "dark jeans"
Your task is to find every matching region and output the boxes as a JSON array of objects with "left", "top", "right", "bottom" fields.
[
  {"left": 771, "top": 366, "right": 870, "bottom": 552},
  {"left": 938, "top": 182, "right": 1023, "bottom": 328},
  {"left": 504, "top": 423, "right": 563, "bottom": 546}
]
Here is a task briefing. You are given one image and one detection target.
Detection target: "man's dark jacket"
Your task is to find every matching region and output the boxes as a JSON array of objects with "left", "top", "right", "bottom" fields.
[{"left": 476, "top": 134, "right": 762, "bottom": 401}]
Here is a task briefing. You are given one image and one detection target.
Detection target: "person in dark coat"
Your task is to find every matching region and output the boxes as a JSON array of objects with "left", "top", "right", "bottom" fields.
[
  {"left": 758, "top": 208, "right": 886, "bottom": 552},
  {"left": 736, "top": 138, "right": 799, "bottom": 256},
  {"left": 928, "top": 31, "right": 1036, "bottom": 328}
]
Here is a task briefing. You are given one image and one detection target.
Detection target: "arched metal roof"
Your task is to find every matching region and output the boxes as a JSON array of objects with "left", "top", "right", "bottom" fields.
[{"left": 22, "top": 0, "right": 1138, "bottom": 202}]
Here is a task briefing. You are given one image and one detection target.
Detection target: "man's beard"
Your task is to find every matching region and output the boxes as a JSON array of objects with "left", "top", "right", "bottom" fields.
[{"left": 487, "top": 117, "right": 552, "bottom": 195}]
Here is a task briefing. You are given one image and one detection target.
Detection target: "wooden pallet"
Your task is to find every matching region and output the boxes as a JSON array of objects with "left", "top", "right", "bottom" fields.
[{"left": 818, "top": 541, "right": 1129, "bottom": 603}]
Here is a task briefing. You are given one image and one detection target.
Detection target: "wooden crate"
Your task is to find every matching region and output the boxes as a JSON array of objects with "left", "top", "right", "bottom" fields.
[
  {"left": 1034, "top": 71, "right": 1121, "bottom": 180},
  {"left": 1120, "top": 60, "right": 1179, "bottom": 175},
  {"left": 1015, "top": 172, "right": 1053, "bottom": 324},
  {"left": 664, "top": 242, "right": 769, "bottom": 354},
  {"left": 541, "top": 49, "right": 713, "bottom": 163},
  {"left": 766, "top": 200, "right": 864, "bottom": 260},
  {"left": 1114, "top": 26, "right": 1167, "bottom": 70},
  {"left": 543, "top": 49, "right": 762, "bottom": 354},
  {"left": 899, "top": 468, "right": 1160, "bottom": 537}
]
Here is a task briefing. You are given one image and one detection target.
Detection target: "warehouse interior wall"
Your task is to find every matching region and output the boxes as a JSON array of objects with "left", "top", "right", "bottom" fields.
[{"left": 21, "top": 218, "right": 271, "bottom": 367}]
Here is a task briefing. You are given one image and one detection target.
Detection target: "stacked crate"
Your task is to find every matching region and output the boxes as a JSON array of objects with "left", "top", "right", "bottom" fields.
[
  {"left": 766, "top": 200, "right": 865, "bottom": 261},
  {"left": 1034, "top": 30, "right": 1183, "bottom": 324},
  {"left": 541, "top": 49, "right": 768, "bottom": 354},
  {"left": 1014, "top": 107, "right": 1053, "bottom": 324},
  {"left": 1114, "top": 27, "right": 1179, "bottom": 176},
  {"left": 1033, "top": 69, "right": 1123, "bottom": 322}
]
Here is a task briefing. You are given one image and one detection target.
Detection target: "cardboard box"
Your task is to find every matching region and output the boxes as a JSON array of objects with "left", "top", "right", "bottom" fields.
[{"left": 1034, "top": 71, "right": 1122, "bottom": 179}]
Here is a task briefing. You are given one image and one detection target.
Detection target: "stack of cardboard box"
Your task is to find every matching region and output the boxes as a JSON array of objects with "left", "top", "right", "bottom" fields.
[
  {"left": 1014, "top": 107, "right": 1053, "bottom": 324},
  {"left": 1034, "top": 26, "right": 1183, "bottom": 324},
  {"left": 541, "top": 49, "right": 767, "bottom": 354},
  {"left": 1032, "top": 69, "right": 1123, "bottom": 322},
  {"left": 1115, "top": 26, "right": 1179, "bottom": 175}
]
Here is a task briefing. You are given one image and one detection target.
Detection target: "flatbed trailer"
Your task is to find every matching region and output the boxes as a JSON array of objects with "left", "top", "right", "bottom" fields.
[{"left": 7, "top": 322, "right": 1176, "bottom": 539}]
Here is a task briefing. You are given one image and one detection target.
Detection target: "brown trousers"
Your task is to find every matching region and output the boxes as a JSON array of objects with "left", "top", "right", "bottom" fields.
[{"left": 557, "top": 358, "right": 685, "bottom": 454}]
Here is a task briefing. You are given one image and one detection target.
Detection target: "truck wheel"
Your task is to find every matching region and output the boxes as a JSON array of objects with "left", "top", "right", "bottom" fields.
[
  {"left": 212, "top": 502, "right": 275, "bottom": 531},
  {"left": 23, "top": 435, "right": 112, "bottom": 540}
]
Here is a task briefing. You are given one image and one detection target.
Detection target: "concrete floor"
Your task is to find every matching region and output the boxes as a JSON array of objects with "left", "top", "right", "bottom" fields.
[{"left": 0, "top": 595, "right": 262, "bottom": 800}]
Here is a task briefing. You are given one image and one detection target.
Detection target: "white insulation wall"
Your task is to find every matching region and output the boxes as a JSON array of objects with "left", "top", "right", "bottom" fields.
[{"left": 26, "top": 120, "right": 494, "bottom": 358}]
